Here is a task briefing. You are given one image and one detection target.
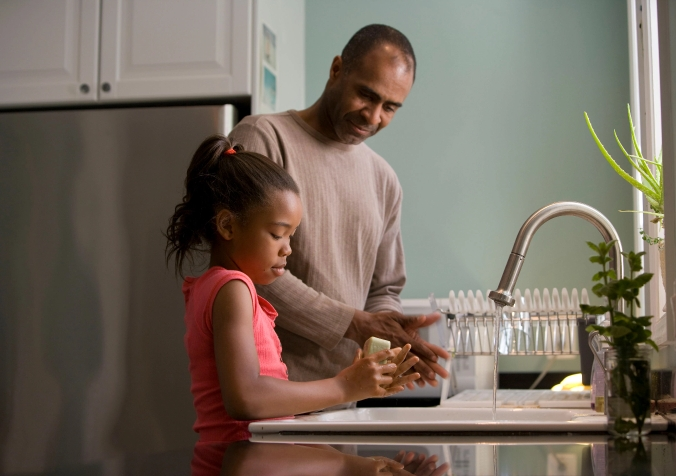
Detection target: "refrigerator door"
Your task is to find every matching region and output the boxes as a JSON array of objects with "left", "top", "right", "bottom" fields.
[{"left": 0, "top": 105, "right": 234, "bottom": 472}]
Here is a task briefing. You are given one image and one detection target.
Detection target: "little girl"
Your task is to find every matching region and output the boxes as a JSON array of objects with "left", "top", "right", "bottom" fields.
[{"left": 166, "top": 135, "right": 419, "bottom": 442}]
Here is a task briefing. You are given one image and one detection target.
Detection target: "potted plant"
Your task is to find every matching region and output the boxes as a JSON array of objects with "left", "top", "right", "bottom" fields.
[
  {"left": 583, "top": 240, "right": 658, "bottom": 436},
  {"left": 584, "top": 105, "right": 665, "bottom": 287}
]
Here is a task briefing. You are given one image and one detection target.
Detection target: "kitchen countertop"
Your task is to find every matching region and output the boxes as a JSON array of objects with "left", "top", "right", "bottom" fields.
[
  {"left": 199, "top": 435, "right": 672, "bottom": 475},
  {"left": 5, "top": 433, "right": 673, "bottom": 475}
]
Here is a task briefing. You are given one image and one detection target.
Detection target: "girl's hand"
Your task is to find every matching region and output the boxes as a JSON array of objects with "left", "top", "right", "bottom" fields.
[
  {"left": 340, "top": 454, "right": 404, "bottom": 476},
  {"left": 337, "top": 348, "right": 401, "bottom": 401},
  {"left": 392, "top": 450, "right": 450, "bottom": 476},
  {"left": 382, "top": 344, "right": 420, "bottom": 396}
]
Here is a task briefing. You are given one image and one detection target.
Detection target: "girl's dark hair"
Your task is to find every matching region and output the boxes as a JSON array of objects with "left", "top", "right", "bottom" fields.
[{"left": 165, "top": 134, "right": 299, "bottom": 276}]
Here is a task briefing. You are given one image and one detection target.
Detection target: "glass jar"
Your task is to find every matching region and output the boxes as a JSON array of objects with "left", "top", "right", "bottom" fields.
[
  {"left": 606, "top": 436, "right": 652, "bottom": 475},
  {"left": 605, "top": 346, "right": 652, "bottom": 437},
  {"left": 591, "top": 347, "right": 606, "bottom": 412}
]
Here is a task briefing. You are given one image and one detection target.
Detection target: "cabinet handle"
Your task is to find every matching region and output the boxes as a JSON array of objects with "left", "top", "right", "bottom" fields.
[
  {"left": 79, "top": 84, "right": 90, "bottom": 94},
  {"left": 101, "top": 82, "right": 111, "bottom": 92}
]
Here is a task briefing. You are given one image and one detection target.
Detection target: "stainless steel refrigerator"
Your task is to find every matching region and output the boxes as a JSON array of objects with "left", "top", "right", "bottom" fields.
[{"left": 0, "top": 104, "right": 237, "bottom": 474}]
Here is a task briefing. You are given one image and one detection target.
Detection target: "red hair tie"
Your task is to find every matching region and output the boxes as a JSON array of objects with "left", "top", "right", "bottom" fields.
[{"left": 224, "top": 148, "right": 236, "bottom": 155}]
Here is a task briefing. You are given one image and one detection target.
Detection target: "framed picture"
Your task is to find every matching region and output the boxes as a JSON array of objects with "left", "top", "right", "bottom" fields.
[
  {"left": 259, "top": 23, "right": 277, "bottom": 113},
  {"left": 262, "top": 65, "right": 277, "bottom": 113},
  {"left": 262, "top": 24, "right": 276, "bottom": 69}
]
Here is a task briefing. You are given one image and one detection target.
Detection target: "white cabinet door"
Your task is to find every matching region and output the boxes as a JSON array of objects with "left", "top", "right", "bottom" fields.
[
  {"left": 99, "top": 0, "right": 251, "bottom": 102},
  {"left": 0, "top": 0, "right": 100, "bottom": 107}
]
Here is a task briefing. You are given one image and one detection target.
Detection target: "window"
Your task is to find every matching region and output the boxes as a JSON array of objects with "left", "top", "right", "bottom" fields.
[{"left": 629, "top": 0, "right": 671, "bottom": 344}]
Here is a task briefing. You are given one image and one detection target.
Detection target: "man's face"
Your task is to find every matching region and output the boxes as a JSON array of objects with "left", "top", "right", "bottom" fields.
[{"left": 325, "top": 44, "right": 414, "bottom": 145}]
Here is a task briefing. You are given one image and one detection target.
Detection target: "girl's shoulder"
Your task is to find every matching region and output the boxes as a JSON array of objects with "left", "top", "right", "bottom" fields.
[
  {"left": 192, "top": 266, "right": 253, "bottom": 286},
  {"left": 183, "top": 267, "right": 256, "bottom": 305}
]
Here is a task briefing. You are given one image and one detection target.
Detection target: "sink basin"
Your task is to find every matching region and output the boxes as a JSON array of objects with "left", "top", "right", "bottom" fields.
[
  {"left": 312, "top": 407, "right": 579, "bottom": 422},
  {"left": 248, "top": 406, "right": 668, "bottom": 434}
]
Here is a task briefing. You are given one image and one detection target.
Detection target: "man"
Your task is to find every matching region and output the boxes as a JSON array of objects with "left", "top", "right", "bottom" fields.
[{"left": 229, "top": 24, "right": 448, "bottom": 388}]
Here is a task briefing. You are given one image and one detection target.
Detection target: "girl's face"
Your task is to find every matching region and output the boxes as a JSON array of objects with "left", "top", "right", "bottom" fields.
[{"left": 225, "top": 190, "right": 302, "bottom": 285}]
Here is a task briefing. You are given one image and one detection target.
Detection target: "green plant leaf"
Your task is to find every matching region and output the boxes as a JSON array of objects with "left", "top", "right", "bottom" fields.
[
  {"left": 613, "top": 312, "right": 630, "bottom": 323},
  {"left": 634, "top": 316, "right": 653, "bottom": 327},
  {"left": 607, "top": 326, "right": 632, "bottom": 338},
  {"left": 632, "top": 273, "right": 653, "bottom": 288},
  {"left": 585, "top": 112, "right": 658, "bottom": 199},
  {"left": 602, "top": 281, "right": 620, "bottom": 300},
  {"left": 599, "top": 240, "right": 616, "bottom": 255},
  {"left": 624, "top": 251, "right": 645, "bottom": 273},
  {"left": 626, "top": 209, "right": 665, "bottom": 219},
  {"left": 627, "top": 104, "right": 642, "bottom": 159},
  {"left": 591, "top": 282, "right": 604, "bottom": 297},
  {"left": 639, "top": 156, "right": 662, "bottom": 175},
  {"left": 633, "top": 328, "right": 650, "bottom": 343},
  {"left": 637, "top": 158, "right": 659, "bottom": 189},
  {"left": 586, "top": 241, "right": 601, "bottom": 253},
  {"left": 621, "top": 291, "right": 637, "bottom": 303},
  {"left": 615, "top": 131, "right": 661, "bottom": 192},
  {"left": 586, "top": 324, "right": 607, "bottom": 333},
  {"left": 581, "top": 305, "right": 610, "bottom": 315}
]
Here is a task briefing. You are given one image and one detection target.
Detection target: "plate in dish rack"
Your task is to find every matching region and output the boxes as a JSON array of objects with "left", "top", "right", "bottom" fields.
[{"left": 248, "top": 406, "right": 668, "bottom": 434}]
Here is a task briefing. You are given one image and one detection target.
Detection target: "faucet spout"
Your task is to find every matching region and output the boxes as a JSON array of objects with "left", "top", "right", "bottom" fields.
[{"left": 488, "top": 201, "right": 624, "bottom": 307}]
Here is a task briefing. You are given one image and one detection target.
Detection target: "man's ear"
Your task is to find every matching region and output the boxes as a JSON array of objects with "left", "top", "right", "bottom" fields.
[
  {"left": 215, "top": 209, "right": 236, "bottom": 240},
  {"left": 329, "top": 55, "right": 343, "bottom": 82}
]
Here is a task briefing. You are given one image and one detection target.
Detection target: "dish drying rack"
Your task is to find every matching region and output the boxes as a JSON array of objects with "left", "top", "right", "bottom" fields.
[
  {"left": 434, "top": 287, "right": 590, "bottom": 356},
  {"left": 432, "top": 287, "right": 591, "bottom": 401}
]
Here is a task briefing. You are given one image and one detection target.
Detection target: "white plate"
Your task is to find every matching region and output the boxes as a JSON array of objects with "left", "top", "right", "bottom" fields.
[{"left": 248, "top": 406, "right": 668, "bottom": 434}]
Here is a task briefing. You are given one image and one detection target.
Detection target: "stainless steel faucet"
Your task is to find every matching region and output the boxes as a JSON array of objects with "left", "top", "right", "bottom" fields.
[{"left": 488, "top": 201, "right": 624, "bottom": 307}]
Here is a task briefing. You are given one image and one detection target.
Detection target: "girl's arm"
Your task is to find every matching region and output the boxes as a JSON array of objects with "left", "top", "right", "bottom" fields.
[
  {"left": 223, "top": 441, "right": 404, "bottom": 476},
  {"left": 212, "top": 280, "right": 419, "bottom": 420}
]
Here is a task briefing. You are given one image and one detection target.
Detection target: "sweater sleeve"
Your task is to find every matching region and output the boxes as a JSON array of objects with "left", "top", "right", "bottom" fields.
[
  {"left": 364, "top": 175, "right": 406, "bottom": 314},
  {"left": 228, "top": 118, "right": 285, "bottom": 166},
  {"left": 258, "top": 271, "right": 355, "bottom": 350},
  {"left": 228, "top": 118, "right": 355, "bottom": 350}
]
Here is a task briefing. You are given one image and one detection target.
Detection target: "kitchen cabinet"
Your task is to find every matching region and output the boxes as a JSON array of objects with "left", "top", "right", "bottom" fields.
[
  {"left": 98, "top": 0, "right": 251, "bottom": 103},
  {"left": 0, "top": 0, "right": 100, "bottom": 106},
  {"left": 0, "top": 0, "right": 252, "bottom": 108}
]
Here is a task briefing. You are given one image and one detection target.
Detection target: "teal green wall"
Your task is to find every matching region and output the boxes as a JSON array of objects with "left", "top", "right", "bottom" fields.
[{"left": 305, "top": 0, "right": 634, "bottom": 301}]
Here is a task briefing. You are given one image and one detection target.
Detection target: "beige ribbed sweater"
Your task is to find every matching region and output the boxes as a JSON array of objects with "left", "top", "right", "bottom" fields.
[{"left": 228, "top": 111, "right": 405, "bottom": 382}]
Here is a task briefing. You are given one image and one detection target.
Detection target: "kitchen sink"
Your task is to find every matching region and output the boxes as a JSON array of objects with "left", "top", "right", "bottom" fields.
[{"left": 248, "top": 406, "right": 668, "bottom": 434}]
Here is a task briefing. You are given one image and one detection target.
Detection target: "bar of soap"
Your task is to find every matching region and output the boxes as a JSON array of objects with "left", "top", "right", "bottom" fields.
[{"left": 363, "top": 336, "right": 391, "bottom": 363}]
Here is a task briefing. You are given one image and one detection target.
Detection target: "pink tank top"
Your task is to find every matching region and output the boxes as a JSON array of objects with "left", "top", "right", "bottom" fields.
[{"left": 183, "top": 267, "right": 289, "bottom": 442}]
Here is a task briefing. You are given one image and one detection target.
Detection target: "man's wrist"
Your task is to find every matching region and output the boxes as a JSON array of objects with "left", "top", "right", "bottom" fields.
[{"left": 344, "top": 309, "right": 369, "bottom": 345}]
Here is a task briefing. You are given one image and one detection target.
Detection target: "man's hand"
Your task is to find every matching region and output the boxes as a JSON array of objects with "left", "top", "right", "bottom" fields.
[{"left": 345, "top": 310, "right": 449, "bottom": 387}]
